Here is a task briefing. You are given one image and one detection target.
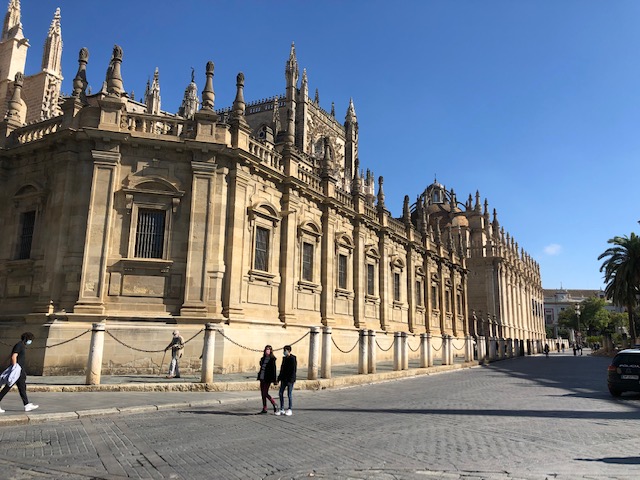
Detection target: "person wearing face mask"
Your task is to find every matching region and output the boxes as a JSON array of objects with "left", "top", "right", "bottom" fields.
[
  {"left": 275, "top": 345, "right": 297, "bottom": 416},
  {"left": 0, "top": 332, "right": 38, "bottom": 413}
]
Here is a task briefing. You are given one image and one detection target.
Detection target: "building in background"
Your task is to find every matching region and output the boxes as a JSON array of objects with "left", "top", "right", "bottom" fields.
[{"left": 0, "top": 2, "right": 545, "bottom": 374}]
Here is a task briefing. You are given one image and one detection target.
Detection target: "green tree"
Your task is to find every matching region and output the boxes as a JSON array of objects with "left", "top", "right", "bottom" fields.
[{"left": 598, "top": 233, "right": 640, "bottom": 344}]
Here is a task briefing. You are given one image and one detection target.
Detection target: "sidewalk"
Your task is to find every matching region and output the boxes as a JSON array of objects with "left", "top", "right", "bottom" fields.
[{"left": 0, "top": 359, "right": 479, "bottom": 426}]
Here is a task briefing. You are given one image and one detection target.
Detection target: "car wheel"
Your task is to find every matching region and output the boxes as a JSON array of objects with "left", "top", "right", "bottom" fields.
[{"left": 608, "top": 387, "right": 623, "bottom": 397}]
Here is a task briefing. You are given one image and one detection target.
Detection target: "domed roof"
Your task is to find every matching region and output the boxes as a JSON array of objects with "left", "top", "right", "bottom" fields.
[{"left": 451, "top": 213, "right": 469, "bottom": 228}]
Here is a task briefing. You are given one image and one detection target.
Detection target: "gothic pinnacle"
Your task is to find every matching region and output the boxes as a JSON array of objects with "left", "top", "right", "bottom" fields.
[
  {"left": 201, "top": 61, "right": 215, "bottom": 111},
  {"left": 72, "top": 47, "right": 89, "bottom": 100}
]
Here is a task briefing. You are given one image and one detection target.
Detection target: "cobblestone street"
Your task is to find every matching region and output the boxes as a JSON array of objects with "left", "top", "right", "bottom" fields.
[{"left": 0, "top": 352, "right": 638, "bottom": 479}]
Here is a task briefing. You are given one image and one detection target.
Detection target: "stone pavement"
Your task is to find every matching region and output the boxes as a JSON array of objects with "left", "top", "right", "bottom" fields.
[{"left": 0, "top": 358, "right": 475, "bottom": 426}]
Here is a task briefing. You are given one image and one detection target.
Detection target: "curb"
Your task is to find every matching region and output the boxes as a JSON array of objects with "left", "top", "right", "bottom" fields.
[{"left": 0, "top": 361, "right": 479, "bottom": 426}]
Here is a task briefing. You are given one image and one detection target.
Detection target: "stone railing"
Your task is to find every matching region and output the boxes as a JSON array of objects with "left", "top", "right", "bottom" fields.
[
  {"left": 388, "top": 217, "right": 407, "bottom": 236},
  {"left": 15, "top": 116, "right": 63, "bottom": 144},
  {"left": 124, "top": 113, "right": 185, "bottom": 138},
  {"left": 335, "top": 188, "right": 353, "bottom": 209},
  {"left": 364, "top": 204, "right": 378, "bottom": 221},
  {"left": 248, "top": 138, "right": 283, "bottom": 173},
  {"left": 297, "top": 164, "right": 322, "bottom": 192}
]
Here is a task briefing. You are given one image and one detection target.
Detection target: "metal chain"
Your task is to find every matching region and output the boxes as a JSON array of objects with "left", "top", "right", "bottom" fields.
[
  {"left": 452, "top": 340, "right": 467, "bottom": 351},
  {"left": 375, "top": 338, "right": 394, "bottom": 352},
  {"left": 331, "top": 336, "right": 359, "bottom": 354},
  {"left": 105, "top": 328, "right": 204, "bottom": 353},
  {"left": 217, "top": 330, "right": 310, "bottom": 353},
  {"left": 407, "top": 338, "right": 421, "bottom": 352},
  {"left": 0, "top": 330, "right": 92, "bottom": 349},
  {"left": 431, "top": 337, "right": 443, "bottom": 352}
]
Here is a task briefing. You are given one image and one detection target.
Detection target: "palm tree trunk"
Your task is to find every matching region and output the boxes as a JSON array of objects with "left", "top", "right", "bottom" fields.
[{"left": 628, "top": 303, "right": 637, "bottom": 344}]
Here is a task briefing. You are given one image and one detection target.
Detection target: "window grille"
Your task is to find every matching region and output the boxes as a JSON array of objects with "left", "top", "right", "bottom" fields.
[
  {"left": 302, "top": 242, "right": 314, "bottom": 281},
  {"left": 17, "top": 211, "right": 36, "bottom": 260},
  {"left": 135, "top": 209, "right": 165, "bottom": 258},
  {"left": 338, "top": 254, "right": 348, "bottom": 289},
  {"left": 254, "top": 226, "right": 269, "bottom": 271}
]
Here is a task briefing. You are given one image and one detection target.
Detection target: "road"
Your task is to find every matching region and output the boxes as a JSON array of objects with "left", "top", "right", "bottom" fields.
[{"left": 0, "top": 352, "right": 638, "bottom": 479}]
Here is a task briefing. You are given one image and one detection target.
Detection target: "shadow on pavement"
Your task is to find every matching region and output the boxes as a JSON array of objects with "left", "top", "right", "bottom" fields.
[{"left": 577, "top": 456, "right": 640, "bottom": 465}]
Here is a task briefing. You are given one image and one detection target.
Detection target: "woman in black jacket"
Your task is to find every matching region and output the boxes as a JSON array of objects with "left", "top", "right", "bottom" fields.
[
  {"left": 257, "top": 345, "right": 277, "bottom": 414},
  {"left": 275, "top": 345, "right": 297, "bottom": 416}
]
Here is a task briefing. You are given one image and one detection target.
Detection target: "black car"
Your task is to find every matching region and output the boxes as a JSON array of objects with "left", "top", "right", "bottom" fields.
[{"left": 607, "top": 348, "right": 640, "bottom": 397}]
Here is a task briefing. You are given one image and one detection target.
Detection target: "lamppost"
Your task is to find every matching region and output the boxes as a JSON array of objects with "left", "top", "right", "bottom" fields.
[{"left": 574, "top": 303, "right": 581, "bottom": 347}]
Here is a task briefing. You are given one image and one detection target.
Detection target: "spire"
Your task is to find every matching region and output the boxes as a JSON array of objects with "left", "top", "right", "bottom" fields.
[
  {"left": 231, "top": 72, "right": 249, "bottom": 128},
  {"left": 301, "top": 68, "right": 308, "bottom": 98},
  {"left": 5, "top": 71, "right": 24, "bottom": 125},
  {"left": 314, "top": 88, "right": 319, "bottom": 104},
  {"left": 345, "top": 98, "right": 357, "bottom": 124},
  {"left": 200, "top": 60, "right": 215, "bottom": 111},
  {"left": 331, "top": 101, "right": 335, "bottom": 117},
  {"left": 377, "top": 176, "right": 386, "bottom": 210},
  {"left": 272, "top": 97, "right": 281, "bottom": 133},
  {"left": 105, "top": 45, "right": 124, "bottom": 97},
  {"left": 402, "top": 195, "right": 411, "bottom": 225},
  {"left": 284, "top": 43, "right": 298, "bottom": 145},
  {"left": 285, "top": 42, "right": 298, "bottom": 85},
  {"left": 2, "top": 0, "right": 22, "bottom": 40},
  {"left": 145, "top": 67, "right": 161, "bottom": 115},
  {"left": 178, "top": 67, "right": 199, "bottom": 118},
  {"left": 71, "top": 47, "right": 88, "bottom": 102},
  {"left": 41, "top": 7, "right": 62, "bottom": 74},
  {"left": 321, "top": 137, "right": 333, "bottom": 177},
  {"left": 474, "top": 190, "right": 481, "bottom": 212}
]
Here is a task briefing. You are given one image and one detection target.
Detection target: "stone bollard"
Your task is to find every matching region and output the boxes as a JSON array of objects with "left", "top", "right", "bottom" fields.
[
  {"left": 489, "top": 337, "right": 497, "bottom": 360},
  {"left": 441, "top": 335, "right": 449, "bottom": 366},
  {"left": 321, "top": 326, "right": 332, "bottom": 379},
  {"left": 426, "top": 333, "right": 434, "bottom": 367},
  {"left": 86, "top": 322, "right": 105, "bottom": 385},
  {"left": 200, "top": 323, "right": 218, "bottom": 383},
  {"left": 420, "top": 333, "right": 428, "bottom": 368},
  {"left": 393, "top": 332, "right": 401, "bottom": 370},
  {"left": 401, "top": 332, "right": 409, "bottom": 370},
  {"left": 448, "top": 335, "right": 454, "bottom": 365},
  {"left": 499, "top": 338, "right": 506, "bottom": 359},
  {"left": 358, "top": 329, "right": 369, "bottom": 374},
  {"left": 477, "top": 335, "right": 485, "bottom": 363},
  {"left": 368, "top": 330, "right": 377, "bottom": 374},
  {"left": 510, "top": 339, "right": 515, "bottom": 358},
  {"left": 465, "top": 335, "right": 473, "bottom": 363},
  {"left": 308, "top": 326, "right": 320, "bottom": 380}
]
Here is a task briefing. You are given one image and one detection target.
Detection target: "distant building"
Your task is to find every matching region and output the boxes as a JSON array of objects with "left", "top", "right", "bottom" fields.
[{"left": 0, "top": 2, "right": 545, "bottom": 374}]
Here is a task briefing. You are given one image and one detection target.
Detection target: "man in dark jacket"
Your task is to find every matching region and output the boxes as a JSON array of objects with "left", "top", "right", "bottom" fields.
[
  {"left": 0, "top": 332, "right": 38, "bottom": 413},
  {"left": 275, "top": 345, "right": 297, "bottom": 416}
]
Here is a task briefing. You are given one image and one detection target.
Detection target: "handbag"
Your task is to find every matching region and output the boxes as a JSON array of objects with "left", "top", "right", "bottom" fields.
[{"left": 0, "top": 363, "right": 22, "bottom": 388}]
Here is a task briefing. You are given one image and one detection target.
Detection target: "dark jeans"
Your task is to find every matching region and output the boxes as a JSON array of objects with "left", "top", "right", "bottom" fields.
[
  {"left": 279, "top": 382, "right": 294, "bottom": 410},
  {"left": 0, "top": 369, "right": 29, "bottom": 405},
  {"left": 259, "top": 380, "right": 275, "bottom": 409}
]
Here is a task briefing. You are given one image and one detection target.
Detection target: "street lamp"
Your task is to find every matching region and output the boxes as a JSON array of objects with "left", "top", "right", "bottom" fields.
[{"left": 574, "top": 303, "right": 581, "bottom": 347}]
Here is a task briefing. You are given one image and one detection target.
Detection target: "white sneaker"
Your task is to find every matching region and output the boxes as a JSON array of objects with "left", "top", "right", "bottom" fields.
[
  {"left": 24, "top": 403, "right": 38, "bottom": 412},
  {"left": 0, "top": 406, "right": 4, "bottom": 413},
  {"left": 285, "top": 409, "right": 292, "bottom": 416},
  {"left": 275, "top": 409, "right": 284, "bottom": 416}
]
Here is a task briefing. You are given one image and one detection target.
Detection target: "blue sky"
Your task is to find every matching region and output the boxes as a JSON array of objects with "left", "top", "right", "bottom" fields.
[{"left": 20, "top": 1, "right": 640, "bottom": 290}]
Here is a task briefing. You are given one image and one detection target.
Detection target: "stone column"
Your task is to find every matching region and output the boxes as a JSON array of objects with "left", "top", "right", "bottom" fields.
[
  {"left": 368, "top": 329, "right": 377, "bottom": 374},
  {"left": 465, "top": 335, "right": 473, "bottom": 362},
  {"left": 393, "top": 331, "right": 401, "bottom": 371},
  {"left": 75, "top": 150, "right": 119, "bottom": 314},
  {"left": 441, "top": 335, "right": 449, "bottom": 366},
  {"left": 489, "top": 337, "right": 497, "bottom": 360},
  {"left": 420, "top": 333, "right": 428, "bottom": 368},
  {"left": 426, "top": 333, "right": 433, "bottom": 367},
  {"left": 200, "top": 323, "right": 218, "bottom": 383},
  {"left": 401, "top": 332, "right": 408, "bottom": 370},
  {"left": 358, "top": 329, "right": 369, "bottom": 374},
  {"left": 308, "top": 326, "right": 320, "bottom": 380},
  {"left": 321, "top": 326, "right": 332, "bottom": 379},
  {"left": 85, "top": 323, "right": 105, "bottom": 385}
]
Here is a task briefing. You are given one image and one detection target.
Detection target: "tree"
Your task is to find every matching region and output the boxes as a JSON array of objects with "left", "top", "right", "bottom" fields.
[{"left": 598, "top": 233, "right": 640, "bottom": 344}]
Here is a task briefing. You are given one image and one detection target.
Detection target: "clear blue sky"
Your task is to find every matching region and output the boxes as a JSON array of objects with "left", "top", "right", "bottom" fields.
[{"left": 20, "top": 0, "right": 640, "bottom": 290}]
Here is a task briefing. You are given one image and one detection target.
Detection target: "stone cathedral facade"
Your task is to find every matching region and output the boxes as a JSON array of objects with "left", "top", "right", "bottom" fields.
[{"left": 0, "top": 2, "right": 544, "bottom": 374}]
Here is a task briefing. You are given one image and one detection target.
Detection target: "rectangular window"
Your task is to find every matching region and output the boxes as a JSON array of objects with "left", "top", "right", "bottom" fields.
[
  {"left": 254, "top": 226, "right": 270, "bottom": 271},
  {"left": 338, "top": 254, "right": 348, "bottom": 289},
  {"left": 457, "top": 293, "right": 462, "bottom": 312},
  {"left": 393, "top": 273, "right": 401, "bottom": 302},
  {"left": 431, "top": 285, "right": 438, "bottom": 310},
  {"left": 445, "top": 289, "right": 451, "bottom": 312},
  {"left": 302, "top": 242, "right": 314, "bottom": 281},
  {"left": 416, "top": 281, "right": 422, "bottom": 306},
  {"left": 135, "top": 209, "right": 165, "bottom": 258},
  {"left": 17, "top": 210, "right": 36, "bottom": 260},
  {"left": 367, "top": 264, "right": 375, "bottom": 295}
]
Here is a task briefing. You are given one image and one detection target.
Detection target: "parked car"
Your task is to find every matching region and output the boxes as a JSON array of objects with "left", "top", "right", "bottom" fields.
[{"left": 607, "top": 348, "right": 640, "bottom": 397}]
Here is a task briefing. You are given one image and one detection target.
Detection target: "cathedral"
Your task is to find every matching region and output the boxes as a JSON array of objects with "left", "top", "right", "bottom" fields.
[{"left": 0, "top": 1, "right": 544, "bottom": 374}]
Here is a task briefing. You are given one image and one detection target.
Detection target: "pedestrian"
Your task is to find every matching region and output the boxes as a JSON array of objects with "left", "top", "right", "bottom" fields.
[
  {"left": 0, "top": 332, "right": 39, "bottom": 413},
  {"left": 164, "top": 330, "right": 184, "bottom": 379},
  {"left": 573, "top": 344, "right": 577, "bottom": 356},
  {"left": 555, "top": 342, "right": 560, "bottom": 352},
  {"left": 543, "top": 344, "right": 549, "bottom": 357},
  {"left": 257, "top": 344, "right": 278, "bottom": 414},
  {"left": 276, "top": 345, "right": 297, "bottom": 416},
  {"left": 561, "top": 343, "right": 565, "bottom": 353}
]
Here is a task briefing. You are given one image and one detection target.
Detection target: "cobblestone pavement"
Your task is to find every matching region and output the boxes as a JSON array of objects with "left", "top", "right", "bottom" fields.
[{"left": 0, "top": 352, "right": 638, "bottom": 479}]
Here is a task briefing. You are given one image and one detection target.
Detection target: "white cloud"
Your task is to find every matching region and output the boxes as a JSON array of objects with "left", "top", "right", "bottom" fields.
[{"left": 544, "top": 244, "right": 562, "bottom": 256}]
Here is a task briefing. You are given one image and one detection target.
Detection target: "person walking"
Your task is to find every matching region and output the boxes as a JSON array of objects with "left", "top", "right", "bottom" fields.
[
  {"left": 257, "top": 345, "right": 277, "bottom": 414},
  {"left": 275, "top": 345, "right": 297, "bottom": 417},
  {"left": 543, "top": 344, "right": 550, "bottom": 358},
  {"left": 164, "top": 330, "right": 185, "bottom": 379},
  {"left": 0, "top": 332, "right": 39, "bottom": 412}
]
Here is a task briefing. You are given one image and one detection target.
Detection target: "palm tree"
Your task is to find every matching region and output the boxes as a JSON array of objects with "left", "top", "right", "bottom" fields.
[{"left": 598, "top": 233, "right": 640, "bottom": 344}]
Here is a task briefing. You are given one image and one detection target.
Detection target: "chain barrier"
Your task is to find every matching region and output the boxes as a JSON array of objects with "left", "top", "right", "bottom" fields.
[
  {"left": 375, "top": 338, "right": 394, "bottom": 352},
  {"left": 407, "top": 337, "right": 421, "bottom": 352},
  {"left": 0, "top": 330, "right": 92, "bottom": 349},
  {"left": 451, "top": 340, "right": 467, "bottom": 351},
  {"left": 431, "top": 336, "right": 443, "bottom": 352},
  {"left": 331, "top": 336, "right": 359, "bottom": 354},
  {"left": 217, "top": 330, "right": 310, "bottom": 353},
  {"left": 105, "top": 328, "right": 204, "bottom": 353}
]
